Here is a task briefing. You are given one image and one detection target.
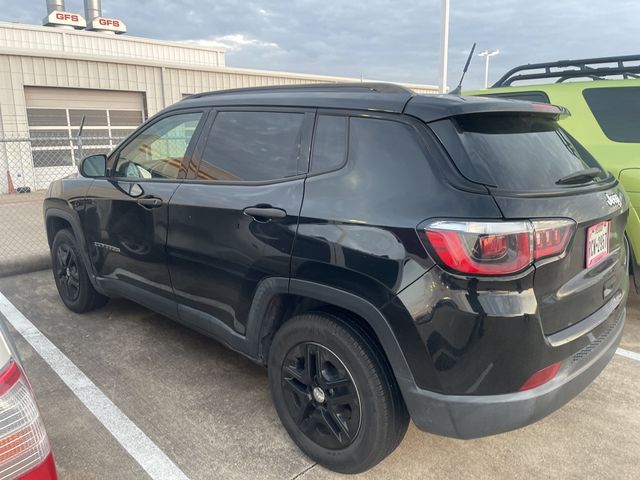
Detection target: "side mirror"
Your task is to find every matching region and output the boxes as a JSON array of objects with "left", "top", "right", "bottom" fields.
[{"left": 79, "top": 154, "right": 107, "bottom": 178}]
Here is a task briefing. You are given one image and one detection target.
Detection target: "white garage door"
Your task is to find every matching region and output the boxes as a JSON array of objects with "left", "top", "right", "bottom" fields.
[{"left": 24, "top": 87, "right": 146, "bottom": 190}]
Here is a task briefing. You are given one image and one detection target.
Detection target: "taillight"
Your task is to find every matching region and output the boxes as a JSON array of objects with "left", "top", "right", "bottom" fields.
[
  {"left": 532, "top": 220, "right": 574, "bottom": 260},
  {"left": 0, "top": 360, "right": 56, "bottom": 480},
  {"left": 424, "top": 219, "right": 575, "bottom": 275}
]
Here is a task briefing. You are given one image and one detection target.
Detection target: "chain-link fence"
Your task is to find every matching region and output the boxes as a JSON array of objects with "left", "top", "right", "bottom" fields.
[{"left": 0, "top": 133, "right": 126, "bottom": 272}]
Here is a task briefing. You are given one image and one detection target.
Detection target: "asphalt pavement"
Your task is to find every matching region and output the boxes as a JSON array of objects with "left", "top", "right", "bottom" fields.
[{"left": 0, "top": 270, "right": 638, "bottom": 479}]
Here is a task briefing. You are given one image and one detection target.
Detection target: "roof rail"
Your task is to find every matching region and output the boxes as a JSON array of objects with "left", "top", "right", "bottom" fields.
[
  {"left": 184, "top": 82, "right": 414, "bottom": 100},
  {"left": 492, "top": 54, "right": 640, "bottom": 87}
]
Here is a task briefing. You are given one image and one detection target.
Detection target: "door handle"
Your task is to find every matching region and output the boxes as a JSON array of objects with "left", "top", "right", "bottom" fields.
[
  {"left": 243, "top": 206, "right": 287, "bottom": 222},
  {"left": 137, "top": 196, "right": 163, "bottom": 209}
]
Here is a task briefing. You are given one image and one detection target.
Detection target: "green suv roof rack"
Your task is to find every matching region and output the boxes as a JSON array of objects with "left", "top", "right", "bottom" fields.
[{"left": 493, "top": 54, "right": 640, "bottom": 87}]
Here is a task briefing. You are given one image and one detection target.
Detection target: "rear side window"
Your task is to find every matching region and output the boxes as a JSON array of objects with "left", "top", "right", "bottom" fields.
[
  {"left": 311, "top": 115, "right": 348, "bottom": 173},
  {"left": 432, "top": 113, "right": 607, "bottom": 192},
  {"left": 197, "top": 111, "right": 304, "bottom": 182},
  {"left": 583, "top": 87, "right": 640, "bottom": 143}
]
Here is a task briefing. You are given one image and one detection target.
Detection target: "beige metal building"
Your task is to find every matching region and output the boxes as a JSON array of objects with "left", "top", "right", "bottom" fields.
[{"left": 0, "top": 20, "right": 438, "bottom": 193}]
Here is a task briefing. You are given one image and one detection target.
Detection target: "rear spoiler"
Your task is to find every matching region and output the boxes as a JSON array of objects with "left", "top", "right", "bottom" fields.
[{"left": 404, "top": 95, "right": 571, "bottom": 123}]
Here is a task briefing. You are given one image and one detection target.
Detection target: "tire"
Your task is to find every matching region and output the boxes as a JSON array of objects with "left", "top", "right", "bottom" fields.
[
  {"left": 268, "top": 312, "right": 409, "bottom": 474},
  {"left": 51, "top": 229, "right": 108, "bottom": 313}
]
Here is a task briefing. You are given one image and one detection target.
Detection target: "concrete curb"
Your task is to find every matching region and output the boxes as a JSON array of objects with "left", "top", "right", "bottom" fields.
[{"left": 0, "top": 254, "right": 51, "bottom": 278}]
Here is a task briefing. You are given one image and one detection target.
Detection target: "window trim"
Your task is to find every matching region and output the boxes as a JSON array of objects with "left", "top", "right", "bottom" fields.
[
  {"left": 108, "top": 107, "right": 210, "bottom": 182},
  {"left": 184, "top": 106, "right": 315, "bottom": 186}
]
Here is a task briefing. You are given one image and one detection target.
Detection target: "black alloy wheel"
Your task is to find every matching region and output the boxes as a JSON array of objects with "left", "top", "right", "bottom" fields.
[
  {"left": 55, "top": 243, "right": 81, "bottom": 302},
  {"left": 268, "top": 312, "right": 409, "bottom": 474},
  {"left": 281, "top": 342, "right": 361, "bottom": 449},
  {"left": 51, "top": 229, "right": 109, "bottom": 313}
]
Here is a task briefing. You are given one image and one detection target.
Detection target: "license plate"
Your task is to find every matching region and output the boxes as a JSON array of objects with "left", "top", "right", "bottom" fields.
[{"left": 586, "top": 221, "right": 610, "bottom": 268}]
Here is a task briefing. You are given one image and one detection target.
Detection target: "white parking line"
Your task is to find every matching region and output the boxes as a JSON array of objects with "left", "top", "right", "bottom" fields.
[
  {"left": 617, "top": 348, "right": 640, "bottom": 362},
  {"left": 0, "top": 292, "right": 190, "bottom": 480}
]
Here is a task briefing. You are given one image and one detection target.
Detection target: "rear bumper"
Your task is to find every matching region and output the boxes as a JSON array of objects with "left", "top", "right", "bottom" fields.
[{"left": 400, "top": 305, "right": 624, "bottom": 439}]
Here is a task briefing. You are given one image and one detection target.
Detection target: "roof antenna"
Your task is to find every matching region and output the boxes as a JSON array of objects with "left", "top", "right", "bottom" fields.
[{"left": 449, "top": 42, "right": 476, "bottom": 95}]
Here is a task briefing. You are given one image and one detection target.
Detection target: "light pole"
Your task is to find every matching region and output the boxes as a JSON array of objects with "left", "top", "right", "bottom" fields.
[
  {"left": 439, "top": 0, "right": 450, "bottom": 93},
  {"left": 478, "top": 49, "right": 499, "bottom": 88}
]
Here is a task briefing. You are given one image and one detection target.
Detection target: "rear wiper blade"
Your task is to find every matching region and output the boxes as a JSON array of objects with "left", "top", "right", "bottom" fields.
[{"left": 555, "top": 167, "right": 602, "bottom": 185}]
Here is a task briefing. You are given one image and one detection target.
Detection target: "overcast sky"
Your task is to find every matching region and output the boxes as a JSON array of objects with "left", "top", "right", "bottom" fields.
[{"left": 5, "top": 0, "right": 640, "bottom": 89}]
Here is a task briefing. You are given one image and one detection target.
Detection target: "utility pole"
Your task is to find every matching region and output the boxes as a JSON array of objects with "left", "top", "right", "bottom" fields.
[
  {"left": 478, "top": 49, "right": 500, "bottom": 88},
  {"left": 439, "top": 0, "right": 450, "bottom": 93}
]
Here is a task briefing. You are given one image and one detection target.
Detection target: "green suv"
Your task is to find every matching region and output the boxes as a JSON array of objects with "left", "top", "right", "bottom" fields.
[{"left": 467, "top": 55, "right": 640, "bottom": 288}]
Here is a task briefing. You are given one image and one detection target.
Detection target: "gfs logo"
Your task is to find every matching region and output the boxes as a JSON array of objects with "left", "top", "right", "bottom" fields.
[
  {"left": 99, "top": 18, "right": 121, "bottom": 27},
  {"left": 46, "top": 10, "right": 86, "bottom": 28},
  {"left": 605, "top": 192, "right": 622, "bottom": 209},
  {"left": 55, "top": 12, "right": 80, "bottom": 22},
  {"left": 90, "top": 17, "right": 127, "bottom": 33}
]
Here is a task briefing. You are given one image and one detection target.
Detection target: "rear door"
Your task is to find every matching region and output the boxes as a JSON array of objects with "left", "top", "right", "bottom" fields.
[
  {"left": 83, "top": 110, "right": 207, "bottom": 312},
  {"left": 167, "top": 108, "right": 313, "bottom": 337},
  {"left": 431, "top": 112, "right": 628, "bottom": 335}
]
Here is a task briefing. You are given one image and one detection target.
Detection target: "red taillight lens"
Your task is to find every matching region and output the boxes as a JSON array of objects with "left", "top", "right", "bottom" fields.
[
  {"left": 424, "top": 219, "right": 575, "bottom": 276},
  {"left": 0, "top": 361, "right": 56, "bottom": 480},
  {"left": 532, "top": 220, "right": 574, "bottom": 260},
  {"left": 16, "top": 453, "right": 56, "bottom": 480},
  {"left": 425, "top": 221, "right": 532, "bottom": 275},
  {"left": 531, "top": 103, "right": 570, "bottom": 117},
  {"left": 532, "top": 103, "right": 561, "bottom": 114},
  {"left": 477, "top": 235, "right": 509, "bottom": 259},
  {"left": 518, "top": 362, "right": 562, "bottom": 392}
]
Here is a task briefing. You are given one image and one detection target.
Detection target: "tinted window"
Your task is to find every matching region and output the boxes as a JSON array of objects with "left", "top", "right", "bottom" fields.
[
  {"left": 484, "top": 91, "right": 550, "bottom": 103},
  {"left": 109, "top": 110, "right": 144, "bottom": 126},
  {"left": 311, "top": 116, "right": 348, "bottom": 173},
  {"left": 342, "top": 117, "right": 434, "bottom": 216},
  {"left": 29, "top": 130, "right": 70, "bottom": 147},
  {"left": 432, "top": 113, "right": 606, "bottom": 191},
  {"left": 115, "top": 112, "right": 203, "bottom": 179},
  {"left": 198, "top": 111, "right": 304, "bottom": 182},
  {"left": 69, "top": 109, "right": 108, "bottom": 126},
  {"left": 72, "top": 129, "right": 111, "bottom": 145},
  {"left": 583, "top": 87, "right": 640, "bottom": 143},
  {"left": 32, "top": 150, "right": 72, "bottom": 167},
  {"left": 26, "top": 109, "right": 67, "bottom": 127}
]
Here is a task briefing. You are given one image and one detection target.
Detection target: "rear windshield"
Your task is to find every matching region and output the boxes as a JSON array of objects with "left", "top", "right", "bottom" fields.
[{"left": 431, "top": 113, "right": 608, "bottom": 192}]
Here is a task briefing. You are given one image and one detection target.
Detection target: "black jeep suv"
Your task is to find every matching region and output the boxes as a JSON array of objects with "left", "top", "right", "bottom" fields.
[{"left": 44, "top": 83, "right": 628, "bottom": 473}]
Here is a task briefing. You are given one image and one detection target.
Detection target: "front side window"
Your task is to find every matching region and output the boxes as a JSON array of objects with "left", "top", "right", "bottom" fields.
[
  {"left": 115, "top": 112, "right": 203, "bottom": 179},
  {"left": 583, "top": 87, "right": 640, "bottom": 143},
  {"left": 197, "top": 111, "right": 304, "bottom": 182}
]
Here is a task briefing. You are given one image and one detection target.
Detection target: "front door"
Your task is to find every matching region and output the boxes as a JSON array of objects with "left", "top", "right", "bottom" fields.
[
  {"left": 82, "top": 110, "right": 207, "bottom": 313},
  {"left": 167, "top": 108, "right": 313, "bottom": 338}
]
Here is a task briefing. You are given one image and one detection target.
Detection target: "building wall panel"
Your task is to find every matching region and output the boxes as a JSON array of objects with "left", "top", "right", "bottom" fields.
[
  {"left": 0, "top": 22, "right": 225, "bottom": 69},
  {"left": 0, "top": 21, "right": 439, "bottom": 193}
]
